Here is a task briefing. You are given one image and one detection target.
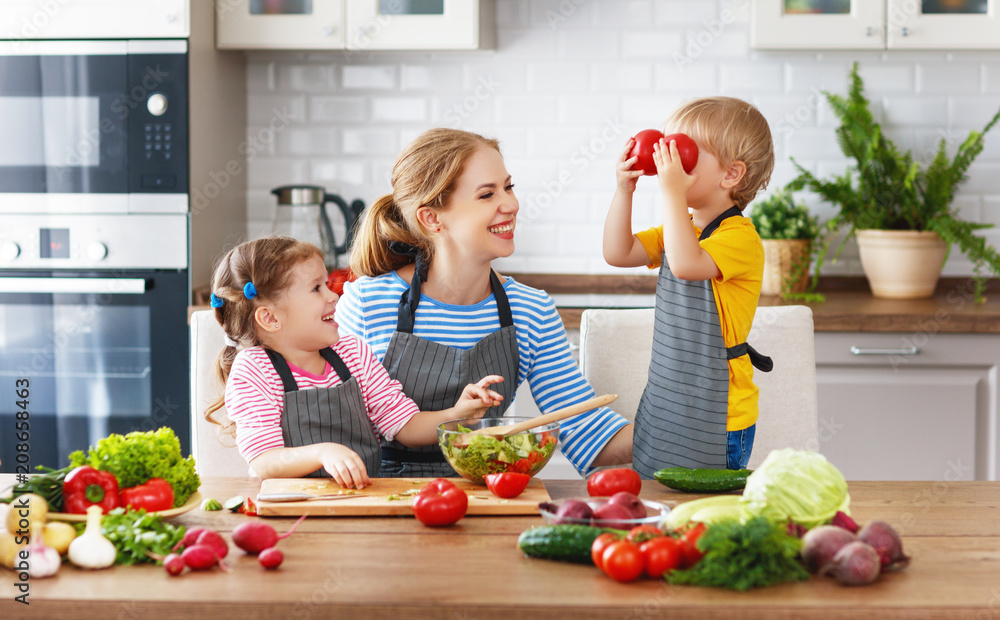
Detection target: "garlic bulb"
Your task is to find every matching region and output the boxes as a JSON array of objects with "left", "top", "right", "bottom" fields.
[
  {"left": 26, "top": 524, "right": 60, "bottom": 579},
  {"left": 68, "top": 505, "right": 117, "bottom": 569}
]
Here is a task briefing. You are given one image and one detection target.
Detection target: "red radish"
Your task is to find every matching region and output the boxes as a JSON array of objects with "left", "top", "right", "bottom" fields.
[
  {"left": 180, "top": 544, "right": 219, "bottom": 571},
  {"left": 857, "top": 520, "right": 910, "bottom": 571},
  {"left": 258, "top": 547, "right": 284, "bottom": 569},
  {"left": 175, "top": 527, "right": 209, "bottom": 551},
  {"left": 163, "top": 553, "right": 185, "bottom": 576},
  {"left": 801, "top": 525, "right": 858, "bottom": 573},
  {"left": 195, "top": 529, "right": 229, "bottom": 560},
  {"left": 820, "top": 540, "right": 882, "bottom": 586},
  {"left": 232, "top": 514, "right": 307, "bottom": 555}
]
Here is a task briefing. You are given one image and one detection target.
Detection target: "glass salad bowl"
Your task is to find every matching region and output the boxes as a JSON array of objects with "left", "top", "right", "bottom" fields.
[{"left": 437, "top": 417, "right": 560, "bottom": 485}]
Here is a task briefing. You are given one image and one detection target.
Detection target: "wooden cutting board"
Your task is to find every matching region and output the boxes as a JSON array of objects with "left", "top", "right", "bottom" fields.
[{"left": 256, "top": 477, "right": 550, "bottom": 517}]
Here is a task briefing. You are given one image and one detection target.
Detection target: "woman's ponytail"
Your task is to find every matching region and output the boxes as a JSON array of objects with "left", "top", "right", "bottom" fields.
[{"left": 350, "top": 193, "right": 427, "bottom": 277}]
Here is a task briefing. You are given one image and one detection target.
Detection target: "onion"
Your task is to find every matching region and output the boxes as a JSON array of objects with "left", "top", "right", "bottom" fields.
[{"left": 858, "top": 520, "right": 910, "bottom": 571}]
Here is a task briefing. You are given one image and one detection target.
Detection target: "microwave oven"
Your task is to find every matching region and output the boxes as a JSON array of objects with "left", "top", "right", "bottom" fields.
[{"left": 0, "top": 39, "right": 188, "bottom": 214}]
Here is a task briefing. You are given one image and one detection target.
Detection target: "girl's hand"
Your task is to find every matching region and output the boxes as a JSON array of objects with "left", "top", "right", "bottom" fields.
[
  {"left": 652, "top": 138, "right": 696, "bottom": 199},
  {"left": 454, "top": 375, "right": 505, "bottom": 420},
  {"left": 318, "top": 443, "right": 371, "bottom": 489},
  {"left": 616, "top": 138, "right": 644, "bottom": 193}
]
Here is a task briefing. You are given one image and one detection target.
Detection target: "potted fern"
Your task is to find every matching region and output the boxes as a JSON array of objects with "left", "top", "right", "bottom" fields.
[
  {"left": 749, "top": 186, "right": 821, "bottom": 300},
  {"left": 790, "top": 63, "right": 1000, "bottom": 301}
]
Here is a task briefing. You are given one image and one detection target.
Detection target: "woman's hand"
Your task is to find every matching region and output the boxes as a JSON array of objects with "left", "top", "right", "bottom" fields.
[
  {"left": 454, "top": 375, "right": 505, "bottom": 420},
  {"left": 318, "top": 443, "right": 371, "bottom": 489},
  {"left": 653, "top": 137, "right": 696, "bottom": 201},
  {"left": 616, "top": 137, "right": 644, "bottom": 194}
]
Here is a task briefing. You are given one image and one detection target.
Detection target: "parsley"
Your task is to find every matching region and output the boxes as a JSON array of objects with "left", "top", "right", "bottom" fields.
[
  {"left": 667, "top": 517, "right": 810, "bottom": 591},
  {"left": 79, "top": 508, "right": 186, "bottom": 566}
]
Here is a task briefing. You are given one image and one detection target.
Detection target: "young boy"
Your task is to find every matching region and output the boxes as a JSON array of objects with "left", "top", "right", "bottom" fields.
[{"left": 603, "top": 96, "right": 775, "bottom": 477}]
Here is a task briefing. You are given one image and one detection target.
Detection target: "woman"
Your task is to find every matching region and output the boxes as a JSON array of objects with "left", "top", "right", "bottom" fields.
[{"left": 336, "top": 128, "right": 633, "bottom": 477}]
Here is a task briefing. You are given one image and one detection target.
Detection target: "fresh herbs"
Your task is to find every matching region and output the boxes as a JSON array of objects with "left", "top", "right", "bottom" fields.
[
  {"left": 69, "top": 427, "right": 200, "bottom": 507},
  {"left": 666, "top": 517, "right": 809, "bottom": 591},
  {"left": 87, "top": 507, "right": 187, "bottom": 566},
  {"left": 749, "top": 187, "right": 820, "bottom": 241}
]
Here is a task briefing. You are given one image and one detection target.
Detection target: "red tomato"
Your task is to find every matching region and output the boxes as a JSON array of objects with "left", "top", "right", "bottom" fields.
[
  {"left": 508, "top": 458, "right": 532, "bottom": 474},
  {"left": 590, "top": 532, "right": 621, "bottom": 571},
  {"left": 629, "top": 129, "right": 664, "bottom": 176},
  {"left": 412, "top": 478, "right": 468, "bottom": 527},
  {"left": 326, "top": 268, "right": 356, "bottom": 296},
  {"left": 640, "top": 537, "right": 683, "bottom": 579},
  {"left": 662, "top": 132, "right": 699, "bottom": 174},
  {"left": 586, "top": 468, "right": 642, "bottom": 497},
  {"left": 484, "top": 472, "right": 531, "bottom": 498},
  {"left": 625, "top": 525, "right": 664, "bottom": 545},
  {"left": 540, "top": 431, "right": 557, "bottom": 448},
  {"left": 678, "top": 522, "right": 707, "bottom": 568},
  {"left": 600, "top": 540, "right": 645, "bottom": 583}
]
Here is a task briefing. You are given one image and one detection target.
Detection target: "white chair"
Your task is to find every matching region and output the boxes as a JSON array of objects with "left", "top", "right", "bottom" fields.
[
  {"left": 579, "top": 305, "right": 818, "bottom": 469},
  {"left": 190, "top": 310, "right": 254, "bottom": 477}
]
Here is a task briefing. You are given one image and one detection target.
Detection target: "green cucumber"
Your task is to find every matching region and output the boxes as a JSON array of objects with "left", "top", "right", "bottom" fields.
[
  {"left": 653, "top": 467, "right": 753, "bottom": 493},
  {"left": 517, "top": 524, "right": 625, "bottom": 564}
]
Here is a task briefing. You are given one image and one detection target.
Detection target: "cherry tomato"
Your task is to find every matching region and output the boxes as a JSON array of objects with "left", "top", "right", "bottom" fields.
[
  {"left": 600, "top": 540, "right": 645, "bottom": 583},
  {"left": 640, "top": 537, "right": 683, "bottom": 579},
  {"left": 590, "top": 532, "right": 621, "bottom": 571},
  {"left": 412, "top": 478, "right": 468, "bottom": 527},
  {"left": 484, "top": 472, "right": 531, "bottom": 499},
  {"left": 678, "top": 522, "right": 707, "bottom": 568},
  {"left": 625, "top": 525, "right": 664, "bottom": 545},
  {"left": 586, "top": 468, "right": 642, "bottom": 497}
]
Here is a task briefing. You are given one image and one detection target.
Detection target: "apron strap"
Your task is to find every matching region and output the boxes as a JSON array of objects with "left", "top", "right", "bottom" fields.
[
  {"left": 264, "top": 348, "right": 299, "bottom": 393},
  {"left": 699, "top": 205, "right": 743, "bottom": 241},
  {"left": 319, "top": 347, "right": 353, "bottom": 384},
  {"left": 726, "top": 342, "right": 774, "bottom": 372},
  {"left": 490, "top": 270, "right": 514, "bottom": 328}
]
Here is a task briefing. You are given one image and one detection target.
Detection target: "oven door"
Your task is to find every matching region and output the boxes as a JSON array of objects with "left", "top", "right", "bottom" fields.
[{"left": 0, "top": 270, "right": 190, "bottom": 469}]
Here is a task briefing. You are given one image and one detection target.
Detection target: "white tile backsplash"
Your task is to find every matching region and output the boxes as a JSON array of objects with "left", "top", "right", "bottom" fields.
[{"left": 244, "top": 0, "right": 1000, "bottom": 278}]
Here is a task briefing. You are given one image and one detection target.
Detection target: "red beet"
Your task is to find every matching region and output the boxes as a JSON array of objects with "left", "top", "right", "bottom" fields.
[
  {"left": 258, "top": 547, "right": 284, "bottom": 570},
  {"left": 801, "top": 525, "right": 858, "bottom": 573},
  {"left": 232, "top": 515, "right": 307, "bottom": 555},
  {"left": 820, "top": 540, "right": 882, "bottom": 586},
  {"left": 858, "top": 520, "right": 910, "bottom": 571}
]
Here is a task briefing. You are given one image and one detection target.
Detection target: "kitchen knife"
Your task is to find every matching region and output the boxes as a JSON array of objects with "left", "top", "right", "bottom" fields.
[{"left": 256, "top": 492, "right": 364, "bottom": 502}]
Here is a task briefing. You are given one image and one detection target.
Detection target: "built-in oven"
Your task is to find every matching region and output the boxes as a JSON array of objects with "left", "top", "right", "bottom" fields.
[{"left": 0, "top": 39, "right": 190, "bottom": 471}]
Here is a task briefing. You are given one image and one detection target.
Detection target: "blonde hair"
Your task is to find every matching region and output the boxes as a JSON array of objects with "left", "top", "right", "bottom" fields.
[
  {"left": 666, "top": 96, "right": 774, "bottom": 210},
  {"left": 351, "top": 128, "right": 501, "bottom": 277},
  {"left": 204, "top": 236, "right": 323, "bottom": 432}
]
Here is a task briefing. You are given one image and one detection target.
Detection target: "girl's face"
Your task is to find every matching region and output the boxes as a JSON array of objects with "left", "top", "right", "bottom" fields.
[
  {"left": 437, "top": 146, "right": 519, "bottom": 262},
  {"left": 266, "top": 255, "right": 340, "bottom": 353}
]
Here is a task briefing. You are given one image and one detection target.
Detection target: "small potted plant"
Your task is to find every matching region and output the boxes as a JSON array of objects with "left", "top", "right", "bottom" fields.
[
  {"left": 790, "top": 63, "right": 1000, "bottom": 301},
  {"left": 749, "top": 186, "right": 822, "bottom": 300}
]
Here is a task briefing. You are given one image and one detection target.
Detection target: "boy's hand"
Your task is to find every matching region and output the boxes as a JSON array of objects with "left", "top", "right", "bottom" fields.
[
  {"left": 653, "top": 137, "right": 696, "bottom": 200},
  {"left": 616, "top": 137, "right": 644, "bottom": 193},
  {"left": 454, "top": 375, "right": 505, "bottom": 420},
  {"left": 318, "top": 443, "right": 371, "bottom": 489}
]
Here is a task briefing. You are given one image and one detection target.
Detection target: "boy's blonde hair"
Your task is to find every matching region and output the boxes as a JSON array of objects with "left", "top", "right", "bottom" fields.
[
  {"left": 666, "top": 96, "right": 774, "bottom": 210},
  {"left": 351, "top": 128, "right": 501, "bottom": 277}
]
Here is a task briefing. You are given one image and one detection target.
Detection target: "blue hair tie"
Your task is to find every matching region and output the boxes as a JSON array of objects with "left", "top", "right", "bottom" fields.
[
  {"left": 243, "top": 282, "right": 258, "bottom": 299},
  {"left": 210, "top": 293, "right": 224, "bottom": 308}
]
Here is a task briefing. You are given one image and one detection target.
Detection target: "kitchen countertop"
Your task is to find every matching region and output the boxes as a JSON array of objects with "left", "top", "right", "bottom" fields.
[{"left": 5, "top": 474, "right": 999, "bottom": 619}]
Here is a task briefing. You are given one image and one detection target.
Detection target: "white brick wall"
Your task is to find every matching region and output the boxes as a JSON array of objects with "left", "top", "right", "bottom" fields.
[{"left": 243, "top": 0, "right": 1000, "bottom": 275}]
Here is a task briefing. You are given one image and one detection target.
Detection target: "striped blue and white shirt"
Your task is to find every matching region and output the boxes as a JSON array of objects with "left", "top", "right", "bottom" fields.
[{"left": 336, "top": 271, "right": 630, "bottom": 475}]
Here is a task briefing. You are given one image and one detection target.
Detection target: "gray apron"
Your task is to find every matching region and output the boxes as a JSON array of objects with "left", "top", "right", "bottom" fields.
[
  {"left": 379, "top": 247, "right": 519, "bottom": 477},
  {"left": 633, "top": 207, "right": 772, "bottom": 478},
  {"left": 267, "top": 347, "right": 381, "bottom": 479}
]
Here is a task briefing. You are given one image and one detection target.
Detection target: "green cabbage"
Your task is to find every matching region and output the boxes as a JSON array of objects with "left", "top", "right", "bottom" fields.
[{"left": 740, "top": 448, "right": 850, "bottom": 529}]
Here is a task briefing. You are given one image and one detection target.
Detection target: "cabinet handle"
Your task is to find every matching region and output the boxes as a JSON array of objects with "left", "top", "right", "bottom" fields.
[
  {"left": 900, "top": 27, "right": 911, "bottom": 37},
  {"left": 865, "top": 26, "right": 877, "bottom": 37},
  {"left": 850, "top": 346, "right": 920, "bottom": 356}
]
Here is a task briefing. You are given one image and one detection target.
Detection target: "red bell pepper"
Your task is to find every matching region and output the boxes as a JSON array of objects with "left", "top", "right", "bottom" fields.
[
  {"left": 119, "top": 477, "right": 175, "bottom": 512},
  {"left": 63, "top": 466, "right": 120, "bottom": 514}
]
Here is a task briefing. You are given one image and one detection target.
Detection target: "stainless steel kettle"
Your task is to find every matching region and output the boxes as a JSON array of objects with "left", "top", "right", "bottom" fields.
[{"left": 270, "top": 185, "right": 365, "bottom": 268}]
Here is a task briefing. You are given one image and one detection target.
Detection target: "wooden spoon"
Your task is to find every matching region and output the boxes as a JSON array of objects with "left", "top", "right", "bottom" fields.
[{"left": 454, "top": 394, "right": 618, "bottom": 445}]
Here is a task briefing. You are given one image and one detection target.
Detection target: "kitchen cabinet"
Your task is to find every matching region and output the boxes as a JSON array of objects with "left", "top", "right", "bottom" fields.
[
  {"left": 815, "top": 332, "right": 1000, "bottom": 482},
  {"left": 751, "top": 0, "right": 1000, "bottom": 49},
  {"left": 216, "top": 0, "right": 495, "bottom": 51},
  {"left": 0, "top": 0, "right": 189, "bottom": 39}
]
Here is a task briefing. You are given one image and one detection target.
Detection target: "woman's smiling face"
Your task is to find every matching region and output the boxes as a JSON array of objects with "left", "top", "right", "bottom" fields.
[{"left": 438, "top": 146, "right": 519, "bottom": 262}]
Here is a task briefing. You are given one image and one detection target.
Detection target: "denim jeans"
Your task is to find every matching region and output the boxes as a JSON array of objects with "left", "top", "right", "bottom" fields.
[{"left": 726, "top": 424, "right": 756, "bottom": 470}]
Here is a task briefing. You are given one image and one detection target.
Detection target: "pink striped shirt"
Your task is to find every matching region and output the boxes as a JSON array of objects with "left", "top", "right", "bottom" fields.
[{"left": 224, "top": 334, "right": 421, "bottom": 464}]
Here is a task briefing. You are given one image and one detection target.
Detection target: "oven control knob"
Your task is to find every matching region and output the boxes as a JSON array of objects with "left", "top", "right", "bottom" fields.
[
  {"left": 147, "top": 93, "right": 168, "bottom": 117},
  {"left": 87, "top": 242, "right": 108, "bottom": 261},
  {"left": 0, "top": 240, "right": 20, "bottom": 262}
]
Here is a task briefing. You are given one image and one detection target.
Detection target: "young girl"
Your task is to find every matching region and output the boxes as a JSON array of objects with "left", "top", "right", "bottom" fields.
[{"left": 204, "top": 236, "right": 503, "bottom": 488}]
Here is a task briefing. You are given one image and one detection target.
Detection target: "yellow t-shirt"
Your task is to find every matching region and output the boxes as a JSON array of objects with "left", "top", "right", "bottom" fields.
[{"left": 635, "top": 216, "right": 764, "bottom": 431}]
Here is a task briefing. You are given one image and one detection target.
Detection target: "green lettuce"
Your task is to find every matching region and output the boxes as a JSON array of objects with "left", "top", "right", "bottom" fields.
[
  {"left": 740, "top": 448, "right": 850, "bottom": 529},
  {"left": 441, "top": 425, "right": 555, "bottom": 482}
]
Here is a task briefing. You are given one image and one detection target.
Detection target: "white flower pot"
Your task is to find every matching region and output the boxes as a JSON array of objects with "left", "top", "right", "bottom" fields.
[{"left": 855, "top": 230, "right": 947, "bottom": 299}]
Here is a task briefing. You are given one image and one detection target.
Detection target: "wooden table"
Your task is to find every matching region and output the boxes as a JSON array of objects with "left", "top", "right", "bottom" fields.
[{"left": 3, "top": 476, "right": 1000, "bottom": 619}]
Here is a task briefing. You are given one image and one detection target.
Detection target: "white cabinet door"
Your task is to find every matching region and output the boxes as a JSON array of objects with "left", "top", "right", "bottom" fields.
[
  {"left": 887, "top": 0, "right": 1000, "bottom": 49},
  {"left": 216, "top": 0, "right": 345, "bottom": 50},
  {"left": 751, "top": 0, "right": 885, "bottom": 49},
  {"left": 345, "top": 0, "right": 493, "bottom": 50},
  {"left": 815, "top": 333, "right": 1000, "bottom": 482},
  {"left": 0, "top": 0, "right": 189, "bottom": 40}
]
